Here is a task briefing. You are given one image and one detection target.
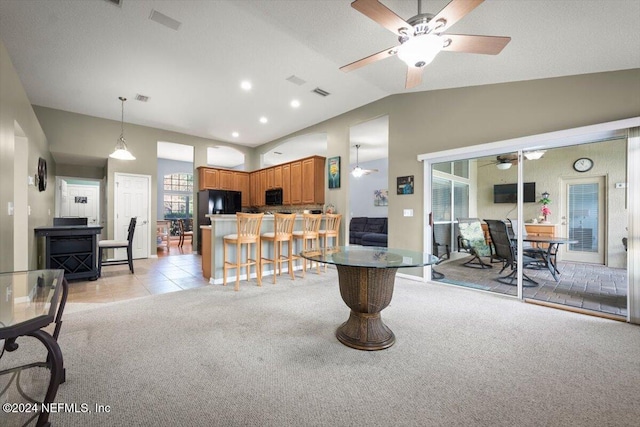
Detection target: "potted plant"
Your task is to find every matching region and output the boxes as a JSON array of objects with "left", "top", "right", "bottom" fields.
[{"left": 539, "top": 192, "right": 551, "bottom": 223}]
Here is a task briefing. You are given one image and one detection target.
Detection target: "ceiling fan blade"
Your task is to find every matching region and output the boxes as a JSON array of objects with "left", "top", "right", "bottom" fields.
[
  {"left": 405, "top": 66, "right": 423, "bottom": 89},
  {"left": 430, "top": 0, "right": 484, "bottom": 34},
  {"left": 442, "top": 34, "right": 511, "bottom": 55},
  {"left": 340, "top": 46, "right": 398, "bottom": 73},
  {"left": 351, "top": 0, "right": 411, "bottom": 36}
]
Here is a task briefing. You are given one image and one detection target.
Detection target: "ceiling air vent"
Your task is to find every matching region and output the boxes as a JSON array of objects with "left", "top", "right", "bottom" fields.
[
  {"left": 286, "top": 75, "right": 306, "bottom": 86},
  {"left": 312, "top": 87, "right": 330, "bottom": 97},
  {"left": 104, "top": 0, "right": 122, "bottom": 6},
  {"left": 135, "top": 94, "right": 149, "bottom": 102},
  {"left": 149, "top": 9, "right": 182, "bottom": 31}
]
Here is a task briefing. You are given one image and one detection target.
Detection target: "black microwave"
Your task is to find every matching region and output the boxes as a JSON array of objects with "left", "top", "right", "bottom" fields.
[{"left": 265, "top": 188, "right": 283, "bottom": 206}]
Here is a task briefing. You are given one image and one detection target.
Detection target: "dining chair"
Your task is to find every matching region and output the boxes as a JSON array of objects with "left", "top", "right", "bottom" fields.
[
  {"left": 292, "top": 213, "right": 322, "bottom": 277},
  {"left": 318, "top": 214, "right": 341, "bottom": 272},
  {"left": 507, "top": 218, "right": 546, "bottom": 264},
  {"left": 178, "top": 218, "right": 193, "bottom": 247},
  {"left": 456, "top": 218, "right": 493, "bottom": 269},
  {"left": 223, "top": 213, "right": 264, "bottom": 291},
  {"left": 98, "top": 217, "right": 136, "bottom": 277},
  {"left": 261, "top": 213, "right": 297, "bottom": 284},
  {"left": 484, "top": 219, "right": 538, "bottom": 286}
]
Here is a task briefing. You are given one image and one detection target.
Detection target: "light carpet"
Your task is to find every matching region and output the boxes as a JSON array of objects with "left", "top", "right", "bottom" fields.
[{"left": 3, "top": 269, "right": 640, "bottom": 426}]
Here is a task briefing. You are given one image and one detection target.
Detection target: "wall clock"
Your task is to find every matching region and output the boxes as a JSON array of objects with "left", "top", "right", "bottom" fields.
[
  {"left": 573, "top": 157, "right": 593, "bottom": 173},
  {"left": 37, "top": 157, "right": 47, "bottom": 191}
]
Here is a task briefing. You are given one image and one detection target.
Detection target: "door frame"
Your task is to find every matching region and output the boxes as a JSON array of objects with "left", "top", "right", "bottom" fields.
[
  {"left": 114, "top": 172, "right": 151, "bottom": 259},
  {"left": 418, "top": 117, "right": 640, "bottom": 323}
]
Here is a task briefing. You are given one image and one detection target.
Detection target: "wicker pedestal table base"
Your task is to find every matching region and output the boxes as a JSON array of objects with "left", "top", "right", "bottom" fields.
[{"left": 335, "top": 265, "right": 398, "bottom": 351}]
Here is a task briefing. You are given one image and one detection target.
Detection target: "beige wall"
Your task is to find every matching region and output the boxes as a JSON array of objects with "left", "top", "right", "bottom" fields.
[
  {"left": 257, "top": 69, "right": 640, "bottom": 277},
  {"left": 32, "top": 106, "right": 258, "bottom": 251},
  {"left": 476, "top": 139, "right": 627, "bottom": 268},
  {"left": 0, "top": 40, "right": 55, "bottom": 271}
]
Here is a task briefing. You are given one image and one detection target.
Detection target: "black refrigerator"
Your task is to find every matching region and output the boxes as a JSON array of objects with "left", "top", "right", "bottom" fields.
[{"left": 197, "top": 190, "right": 242, "bottom": 252}]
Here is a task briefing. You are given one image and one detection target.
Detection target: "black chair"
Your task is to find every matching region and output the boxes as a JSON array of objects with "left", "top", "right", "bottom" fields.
[
  {"left": 178, "top": 218, "right": 193, "bottom": 247},
  {"left": 484, "top": 219, "right": 538, "bottom": 286},
  {"left": 431, "top": 224, "right": 450, "bottom": 280},
  {"left": 98, "top": 217, "right": 136, "bottom": 277},
  {"left": 507, "top": 218, "right": 546, "bottom": 266}
]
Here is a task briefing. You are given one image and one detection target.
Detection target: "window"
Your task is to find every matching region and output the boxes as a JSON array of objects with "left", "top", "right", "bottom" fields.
[{"left": 163, "top": 173, "right": 193, "bottom": 227}]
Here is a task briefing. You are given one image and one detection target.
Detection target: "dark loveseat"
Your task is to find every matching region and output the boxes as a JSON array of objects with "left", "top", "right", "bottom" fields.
[{"left": 349, "top": 217, "right": 388, "bottom": 247}]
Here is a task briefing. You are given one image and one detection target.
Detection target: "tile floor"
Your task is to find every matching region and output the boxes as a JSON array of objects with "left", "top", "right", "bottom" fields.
[
  {"left": 67, "top": 243, "right": 208, "bottom": 305},
  {"left": 434, "top": 252, "right": 628, "bottom": 317}
]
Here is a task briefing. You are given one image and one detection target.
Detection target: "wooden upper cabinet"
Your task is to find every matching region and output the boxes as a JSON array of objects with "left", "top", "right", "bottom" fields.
[
  {"left": 282, "top": 164, "right": 291, "bottom": 205},
  {"left": 219, "top": 170, "right": 234, "bottom": 190},
  {"left": 301, "top": 156, "right": 325, "bottom": 205},
  {"left": 249, "top": 172, "right": 259, "bottom": 206},
  {"left": 259, "top": 170, "right": 267, "bottom": 206},
  {"left": 266, "top": 168, "right": 275, "bottom": 189},
  {"left": 290, "top": 161, "right": 302, "bottom": 205},
  {"left": 274, "top": 165, "right": 283, "bottom": 189},
  {"left": 236, "top": 172, "right": 250, "bottom": 207},
  {"left": 198, "top": 167, "right": 219, "bottom": 190}
]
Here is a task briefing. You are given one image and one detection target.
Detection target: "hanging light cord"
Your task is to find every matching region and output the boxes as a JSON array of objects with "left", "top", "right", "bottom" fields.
[{"left": 119, "top": 96, "right": 126, "bottom": 140}]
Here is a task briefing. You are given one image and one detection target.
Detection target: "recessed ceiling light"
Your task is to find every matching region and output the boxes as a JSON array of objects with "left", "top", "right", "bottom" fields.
[
  {"left": 259, "top": 116, "right": 268, "bottom": 124},
  {"left": 240, "top": 80, "right": 252, "bottom": 91},
  {"left": 290, "top": 99, "right": 300, "bottom": 108},
  {"left": 231, "top": 132, "right": 239, "bottom": 138}
]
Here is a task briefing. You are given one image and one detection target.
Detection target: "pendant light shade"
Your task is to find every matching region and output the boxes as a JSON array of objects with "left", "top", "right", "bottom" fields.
[{"left": 110, "top": 96, "right": 136, "bottom": 160}]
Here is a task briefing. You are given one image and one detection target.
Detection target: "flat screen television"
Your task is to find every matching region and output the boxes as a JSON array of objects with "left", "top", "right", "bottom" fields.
[{"left": 493, "top": 183, "right": 536, "bottom": 203}]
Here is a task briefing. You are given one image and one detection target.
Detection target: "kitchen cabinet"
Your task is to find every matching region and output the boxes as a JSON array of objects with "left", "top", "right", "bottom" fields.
[
  {"left": 236, "top": 172, "right": 250, "bottom": 207},
  {"left": 274, "top": 165, "right": 283, "bottom": 189},
  {"left": 198, "top": 167, "right": 219, "bottom": 190},
  {"left": 259, "top": 170, "right": 267, "bottom": 206},
  {"left": 290, "top": 161, "right": 302, "bottom": 204},
  {"left": 282, "top": 164, "right": 291, "bottom": 205},
  {"left": 266, "top": 167, "right": 275, "bottom": 189},
  {"left": 250, "top": 172, "right": 259, "bottom": 206},
  {"left": 219, "top": 169, "right": 234, "bottom": 190},
  {"left": 301, "top": 156, "right": 325, "bottom": 205}
]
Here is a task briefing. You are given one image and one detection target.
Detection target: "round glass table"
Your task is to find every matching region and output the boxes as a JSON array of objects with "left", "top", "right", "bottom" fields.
[{"left": 300, "top": 246, "right": 438, "bottom": 351}]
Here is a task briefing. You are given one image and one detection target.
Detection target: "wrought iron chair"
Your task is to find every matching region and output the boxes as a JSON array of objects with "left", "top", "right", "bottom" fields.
[
  {"left": 98, "top": 217, "right": 136, "bottom": 277},
  {"left": 484, "top": 219, "right": 538, "bottom": 286},
  {"left": 178, "top": 218, "right": 193, "bottom": 247},
  {"left": 457, "top": 218, "right": 493, "bottom": 269},
  {"left": 507, "top": 218, "right": 546, "bottom": 266}
]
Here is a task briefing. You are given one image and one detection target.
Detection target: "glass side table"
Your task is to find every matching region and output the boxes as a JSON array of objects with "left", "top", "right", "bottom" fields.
[
  {"left": 300, "top": 246, "right": 438, "bottom": 351},
  {"left": 0, "top": 270, "right": 69, "bottom": 427}
]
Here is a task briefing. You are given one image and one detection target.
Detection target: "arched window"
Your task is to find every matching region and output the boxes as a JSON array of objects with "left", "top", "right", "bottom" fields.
[{"left": 163, "top": 173, "right": 193, "bottom": 220}]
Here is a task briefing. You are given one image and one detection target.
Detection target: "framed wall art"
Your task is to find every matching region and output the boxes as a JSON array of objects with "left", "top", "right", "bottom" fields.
[
  {"left": 397, "top": 175, "right": 414, "bottom": 195},
  {"left": 328, "top": 156, "right": 341, "bottom": 189}
]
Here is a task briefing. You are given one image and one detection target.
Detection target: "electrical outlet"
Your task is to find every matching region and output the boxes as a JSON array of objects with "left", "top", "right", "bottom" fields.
[{"left": 403, "top": 209, "right": 413, "bottom": 217}]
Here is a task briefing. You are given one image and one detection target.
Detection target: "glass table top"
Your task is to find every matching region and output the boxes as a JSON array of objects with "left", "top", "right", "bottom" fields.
[
  {"left": 0, "top": 270, "right": 64, "bottom": 334},
  {"left": 300, "top": 246, "right": 439, "bottom": 268}
]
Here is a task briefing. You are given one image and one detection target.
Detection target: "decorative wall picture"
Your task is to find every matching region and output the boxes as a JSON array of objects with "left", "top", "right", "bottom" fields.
[
  {"left": 74, "top": 196, "right": 88, "bottom": 204},
  {"left": 328, "top": 156, "right": 341, "bottom": 189},
  {"left": 374, "top": 189, "right": 388, "bottom": 206},
  {"left": 397, "top": 175, "right": 414, "bottom": 195}
]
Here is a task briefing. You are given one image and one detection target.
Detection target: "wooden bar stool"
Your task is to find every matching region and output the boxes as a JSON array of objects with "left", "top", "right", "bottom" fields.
[
  {"left": 318, "top": 213, "right": 341, "bottom": 272},
  {"left": 292, "top": 213, "right": 322, "bottom": 277},
  {"left": 261, "top": 213, "right": 297, "bottom": 284},
  {"left": 223, "top": 213, "right": 264, "bottom": 291}
]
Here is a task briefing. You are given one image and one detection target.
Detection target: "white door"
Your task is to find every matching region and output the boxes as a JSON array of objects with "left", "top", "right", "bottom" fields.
[
  {"left": 561, "top": 176, "right": 606, "bottom": 264},
  {"left": 62, "top": 184, "right": 100, "bottom": 224},
  {"left": 114, "top": 173, "right": 150, "bottom": 259}
]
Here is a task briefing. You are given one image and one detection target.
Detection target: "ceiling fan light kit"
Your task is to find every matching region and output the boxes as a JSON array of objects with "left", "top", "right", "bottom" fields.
[
  {"left": 495, "top": 162, "right": 512, "bottom": 170},
  {"left": 524, "top": 150, "right": 546, "bottom": 160},
  {"left": 342, "top": 0, "right": 511, "bottom": 89},
  {"left": 110, "top": 96, "right": 136, "bottom": 161}
]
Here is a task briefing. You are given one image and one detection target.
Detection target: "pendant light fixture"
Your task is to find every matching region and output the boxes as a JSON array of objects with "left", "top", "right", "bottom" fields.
[
  {"left": 351, "top": 144, "right": 364, "bottom": 178},
  {"left": 110, "top": 96, "right": 136, "bottom": 160}
]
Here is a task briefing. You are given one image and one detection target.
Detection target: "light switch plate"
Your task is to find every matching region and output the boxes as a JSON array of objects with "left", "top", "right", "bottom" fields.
[{"left": 403, "top": 209, "right": 413, "bottom": 217}]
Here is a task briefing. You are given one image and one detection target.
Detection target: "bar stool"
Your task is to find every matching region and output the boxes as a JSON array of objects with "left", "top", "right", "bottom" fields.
[
  {"left": 223, "top": 213, "right": 264, "bottom": 291},
  {"left": 261, "top": 213, "right": 297, "bottom": 284},
  {"left": 292, "top": 213, "right": 322, "bottom": 277},
  {"left": 318, "top": 213, "right": 341, "bottom": 272}
]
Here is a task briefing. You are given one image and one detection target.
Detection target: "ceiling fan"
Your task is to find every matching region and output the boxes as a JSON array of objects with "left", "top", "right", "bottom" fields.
[
  {"left": 351, "top": 144, "right": 379, "bottom": 177},
  {"left": 340, "top": 0, "right": 511, "bottom": 89}
]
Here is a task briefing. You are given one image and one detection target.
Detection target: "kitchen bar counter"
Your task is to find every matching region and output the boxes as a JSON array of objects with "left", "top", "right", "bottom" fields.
[{"left": 202, "top": 214, "right": 327, "bottom": 284}]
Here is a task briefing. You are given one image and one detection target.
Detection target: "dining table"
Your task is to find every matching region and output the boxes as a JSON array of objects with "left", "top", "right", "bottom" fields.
[
  {"left": 515, "top": 236, "right": 579, "bottom": 281},
  {"left": 300, "top": 246, "right": 438, "bottom": 351}
]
